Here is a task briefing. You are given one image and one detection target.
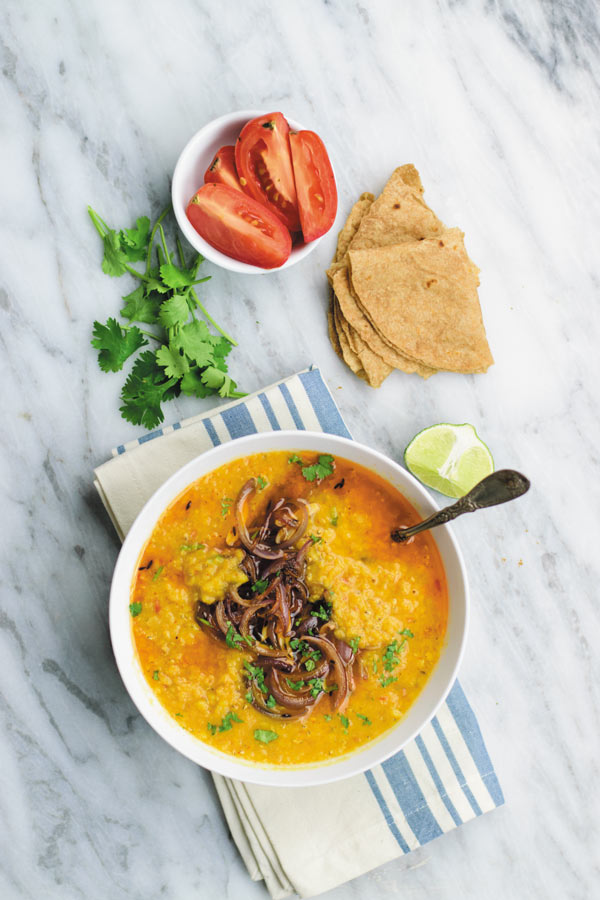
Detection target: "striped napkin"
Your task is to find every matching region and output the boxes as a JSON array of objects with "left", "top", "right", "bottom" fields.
[{"left": 94, "top": 367, "right": 504, "bottom": 899}]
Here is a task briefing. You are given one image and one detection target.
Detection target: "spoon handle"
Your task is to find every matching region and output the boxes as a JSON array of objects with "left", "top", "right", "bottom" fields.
[{"left": 391, "top": 469, "right": 530, "bottom": 542}]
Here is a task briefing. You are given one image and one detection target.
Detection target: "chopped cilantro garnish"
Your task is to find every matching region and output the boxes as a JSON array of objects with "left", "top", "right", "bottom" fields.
[
  {"left": 221, "top": 496, "right": 234, "bottom": 517},
  {"left": 349, "top": 636, "right": 361, "bottom": 653},
  {"left": 252, "top": 578, "right": 269, "bottom": 594},
  {"left": 256, "top": 475, "right": 268, "bottom": 490},
  {"left": 245, "top": 691, "right": 252, "bottom": 702},
  {"left": 286, "top": 678, "right": 306, "bottom": 691},
  {"left": 266, "top": 694, "right": 276, "bottom": 708},
  {"left": 338, "top": 713, "right": 350, "bottom": 732},
  {"left": 309, "top": 534, "right": 322, "bottom": 544},
  {"left": 288, "top": 454, "right": 302, "bottom": 465},
  {"left": 218, "top": 711, "right": 243, "bottom": 732},
  {"left": 330, "top": 507, "right": 338, "bottom": 527},
  {"left": 301, "top": 454, "right": 335, "bottom": 483},
  {"left": 323, "top": 714, "right": 332, "bottom": 721},
  {"left": 379, "top": 674, "right": 398, "bottom": 688},
  {"left": 198, "top": 617, "right": 212, "bottom": 627},
  {"left": 254, "top": 729, "right": 278, "bottom": 744},
  {"left": 226, "top": 623, "right": 253, "bottom": 648},
  {"left": 304, "top": 658, "right": 316, "bottom": 672},
  {"left": 356, "top": 713, "right": 372, "bottom": 725},
  {"left": 129, "top": 601, "right": 142, "bottom": 617},
  {"left": 307, "top": 677, "right": 325, "bottom": 698},
  {"left": 244, "top": 660, "right": 268, "bottom": 694},
  {"left": 312, "top": 599, "right": 333, "bottom": 622},
  {"left": 152, "top": 670, "right": 159, "bottom": 681},
  {"left": 152, "top": 565, "right": 164, "bottom": 581},
  {"left": 401, "top": 628, "right": 414, "bottom": 638},
  {"left": 383, "top": 639, "right": 403, "bottom": 672},
  {"left": 207, "top": 711, "right": 243, "bottom": 735},
  {"left": 180, "top": 542, "right": 204, "bottom": 552}
]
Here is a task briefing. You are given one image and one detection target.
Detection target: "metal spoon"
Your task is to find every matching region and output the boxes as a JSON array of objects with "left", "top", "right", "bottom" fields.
[{"left": 390, "top": 469, "right": 530, "bottom": 543}]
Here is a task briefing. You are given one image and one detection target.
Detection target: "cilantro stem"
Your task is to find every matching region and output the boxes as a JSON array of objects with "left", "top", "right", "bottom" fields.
[
  {"left": 176, "top": 237, "right": 187, "bottom": 269},
  {"left": 190, "top": 288, "right": 237, "bottom": 346},
  {"left": 158, "top": 224, "right": 171, "bottom": 264},
  {"left": 125, "top": 264, "right": 150, "bottom": 282},
  {"left": 87, "top": 207, "right": 108, "bottom": 238},
  {"left": 120, "top": 322, "right": 164, "bottom": 344},
  {"left": 145, "top": 207, "right": 171, "bottom": 273}
]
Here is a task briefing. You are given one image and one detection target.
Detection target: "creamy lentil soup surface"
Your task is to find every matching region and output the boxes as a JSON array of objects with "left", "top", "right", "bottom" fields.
[{"left": 130, "top": 451, "right": 448, "bottom": 766}]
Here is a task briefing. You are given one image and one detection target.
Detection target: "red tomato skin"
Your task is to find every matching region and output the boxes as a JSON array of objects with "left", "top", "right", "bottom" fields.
[
  {"left": 186, "top": 183, "right": 292, "bottom": 269},
  {"left": 289, "top": 130, "right": 337, "bottom": 243},
  {"left": 204, "top": 145, "right": 243, "bottom": 193},
  {"left": 235, "top": 112, "right": 300, "bottom": 233}
]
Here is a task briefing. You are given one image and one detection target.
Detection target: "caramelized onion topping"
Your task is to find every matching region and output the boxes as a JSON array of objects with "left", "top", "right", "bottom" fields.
[{"left": 195, "top": 479, "right": 358, "bottom": 718}]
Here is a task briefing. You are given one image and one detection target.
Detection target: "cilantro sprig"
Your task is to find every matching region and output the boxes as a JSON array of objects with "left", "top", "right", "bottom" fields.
[{"left": 89, "top": 205, "right": 245, "bottom": 429}]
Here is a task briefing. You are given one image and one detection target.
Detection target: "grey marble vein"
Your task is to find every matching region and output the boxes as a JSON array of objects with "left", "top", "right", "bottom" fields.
[{"left": 1, "top": 0, "right": 599, "bottom": 897}]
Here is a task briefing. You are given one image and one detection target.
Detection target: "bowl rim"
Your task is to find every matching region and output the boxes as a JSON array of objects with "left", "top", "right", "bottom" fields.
[
  {"left": 109, "top": 431, "right": 469, "bottom": 787},
  {"left": 171, "top": 109, "right": 329, "bottom": 275}
]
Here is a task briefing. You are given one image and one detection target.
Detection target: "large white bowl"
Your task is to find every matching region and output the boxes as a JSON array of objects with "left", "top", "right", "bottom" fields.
[
  {"left": 172, "top": 110, "right": 330, "bottom": 274},
  {"left": 109, "top": 432, "right": 469, "bottom": 787}
]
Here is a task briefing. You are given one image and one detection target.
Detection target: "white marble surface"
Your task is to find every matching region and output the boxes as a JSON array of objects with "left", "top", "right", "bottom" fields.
[{"left": 1, "top": 0, "right": 599, "bottom": 897}]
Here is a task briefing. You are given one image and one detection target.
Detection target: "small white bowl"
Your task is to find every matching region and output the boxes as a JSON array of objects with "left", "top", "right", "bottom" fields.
[
  {"left": 172, "top": 110, "right": 329, "bottom": 275},
  {"left": 109, "top": 432, "right": 469, "bottom": 787}
]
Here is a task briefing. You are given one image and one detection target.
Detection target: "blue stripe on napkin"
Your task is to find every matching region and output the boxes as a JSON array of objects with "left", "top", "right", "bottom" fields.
[{"left": 114, "top": 366, "right": 504, "bottom": 852}]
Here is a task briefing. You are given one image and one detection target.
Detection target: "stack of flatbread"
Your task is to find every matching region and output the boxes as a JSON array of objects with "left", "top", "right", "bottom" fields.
[{"left": 327, "top": 165, "right": 493, "bottom": 387}]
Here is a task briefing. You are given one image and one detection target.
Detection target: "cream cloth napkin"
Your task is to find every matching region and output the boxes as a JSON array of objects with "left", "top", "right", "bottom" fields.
[{"left": 94, "top": 368, "right": 503, "bottom": 899}]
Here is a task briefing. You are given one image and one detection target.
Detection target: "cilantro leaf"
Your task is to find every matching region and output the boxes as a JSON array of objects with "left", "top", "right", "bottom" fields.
[
  {"left": 158, "top": 294, "right": 190, "bottom": 329},
  {"left": 254, "top": 729, "right": 278, "bottom": 744},
  {"left": 212, "top": 336, "right": 233, "bottom": 359},
  {"left": 175, "top": 320, "right": 215, "bottom": 368},
  {"left": 129, "top": 601, "right": 142, "bottom": 617},
  {"left": 301, "top": 454, "right": 335, "bottom": 482},
  {"left": 159, "top": 263, "right": 195, "bottom": 290},
  {"left": 180, "top": 366, "right": 213, "bottom": 398},
  {"left": 120, "top": 350, "right": 176, "bottom": 429},
  {"left": 156, "top": 344, "right": 190, "bottom": 378},
  {"left": 101, "top": 230, "right": 129, "bottom": 277},
  {"left": 201, "top": 366, "right": 245, "bottom": 399},
  {"left": 145, "top": 268, "right": 171, "bottom": 294},
  {"left": 91, "top": 318, "right": 147, "bottom": 372},
  {"left": 120, "top": 285, "right": 161, "bottom": 324},
  {"left": 120, "top": 216, "right": 150, "bottom": 262}
]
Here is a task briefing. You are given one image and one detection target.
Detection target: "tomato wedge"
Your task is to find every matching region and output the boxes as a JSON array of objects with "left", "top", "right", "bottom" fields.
[
  {"left": 289, "top": 130, "right": 337, "bottom": 243},
  {"left": 235, "top": 112, "right": 300, "bottom": 233},
  {"left": 204, "top": 145, "right": 243, "bottom": 193},
  {"left": 187, "top": 183, "right": 292, "bottom": 269}
]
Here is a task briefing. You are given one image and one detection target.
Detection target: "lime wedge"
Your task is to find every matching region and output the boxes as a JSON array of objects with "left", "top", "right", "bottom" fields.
[{"left": 404, "top": 423, "right": 494, "bottom": 498}]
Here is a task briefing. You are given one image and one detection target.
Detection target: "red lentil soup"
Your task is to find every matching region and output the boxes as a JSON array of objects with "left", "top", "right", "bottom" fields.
[{"left": 130, "top": 451, "right": 448, "bottom": 765}]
